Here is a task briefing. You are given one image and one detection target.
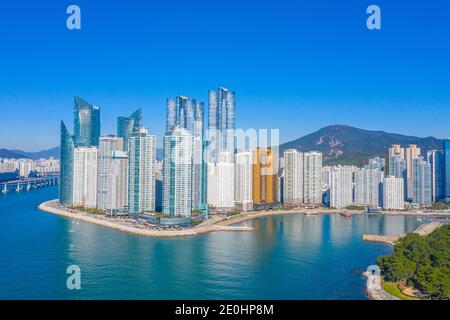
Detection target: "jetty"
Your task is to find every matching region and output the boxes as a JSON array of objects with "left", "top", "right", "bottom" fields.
[{"left": 363, "top": 221, "right": 445, "bottom": 245}]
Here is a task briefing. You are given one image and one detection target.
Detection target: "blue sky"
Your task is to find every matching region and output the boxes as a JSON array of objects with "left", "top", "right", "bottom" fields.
[{"left": 0, "top": 0, "right": 449, "bottom": 151}]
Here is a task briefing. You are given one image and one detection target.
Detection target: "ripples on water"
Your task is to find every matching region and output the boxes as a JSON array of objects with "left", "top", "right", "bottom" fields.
[{"left": 0, "top": 186, "right": 422, "bottom": 300}]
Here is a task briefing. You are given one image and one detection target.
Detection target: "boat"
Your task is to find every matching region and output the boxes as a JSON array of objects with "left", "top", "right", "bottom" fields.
[{"left": 339, "top": 211, "right": 352, "bottom": 218}]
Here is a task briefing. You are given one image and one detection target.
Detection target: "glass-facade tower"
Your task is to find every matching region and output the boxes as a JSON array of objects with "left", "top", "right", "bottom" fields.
[
  {"left": 59, "top": 121, "right": 75, "bottom": 205},
  {"left": 117, "top": 108, "right": 143, "bottom": 151},
  {"left": 445, "top": 139, "right": 450, "bottom": 203},
  {"left": 73, "top": 96, "right": 100, "bottom": 147}
]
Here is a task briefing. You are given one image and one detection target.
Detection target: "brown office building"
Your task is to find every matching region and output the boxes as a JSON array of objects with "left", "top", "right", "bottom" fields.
[{"left": 252, "top": 147, "right": 279, "bottom": 205}]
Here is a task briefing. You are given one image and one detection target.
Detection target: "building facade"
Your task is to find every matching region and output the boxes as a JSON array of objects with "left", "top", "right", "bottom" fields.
[
  {"left": 383, "top": 176, "right": 404, "bottom": 210},
  {"left": 406, "top": 144, "right": 421, "bottom": 200},
  {"left": 117, "top": 108, "right": 142, "bottom": 152},
  {"left": 73, "top": 96, "right": 100, "bottom": 147},
  {"left": 207, "top": 87, "right": 235, "bottom": 161},
  {"left": 128, "top": 128, "right": 156, "bottom": 215},
  {"left": 252, "top": 147, "right": 279, "bottom": 206},
  {"left": 235, "top": 151, "right": 253, "bottom": 208},
  {"left": 283, "top": 149, "right": 304, "bottom": 205},
  {"left": 163, "top": 127, "right": 194, "bottom": 217},
  {"left": 412, "top": 156, "right": 432, "bottom": 206},
  {"left": 59, "top": 121, "right": 75, "bottom": 205},
  {"left": 330, "top": 166, "right": 353, "bottom": 209},
  {"left": 303, "top": 152, "right": 322, "bottom": 205},
  {"left": 72, "top": 147, "right": 98, "bottom": 208}
]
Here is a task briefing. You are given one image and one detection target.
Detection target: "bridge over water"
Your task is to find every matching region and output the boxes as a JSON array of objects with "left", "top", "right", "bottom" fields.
[{"left": 0, "top": 175, "right": 59, "bottom": 194}]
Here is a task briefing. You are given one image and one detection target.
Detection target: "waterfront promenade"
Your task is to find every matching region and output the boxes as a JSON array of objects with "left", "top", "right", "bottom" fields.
[{"left": 39, "top": 199, "right": 450, "bottom": 238}]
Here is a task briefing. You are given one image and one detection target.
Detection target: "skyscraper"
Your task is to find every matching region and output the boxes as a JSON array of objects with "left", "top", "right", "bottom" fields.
[
  {"left": 330, "top": 166, "right": 353, "bottom": 209},
  {"left": 97, "top": 136, "right": 124, "bottom": 210},
  {"left": 383, "top": 176, "right": 404, "bottom": 210},
  {"left": 128, "top": 128, "right": 156, "bottom": 215},
  {"left": 426, "top": 150, "right": 445, "bottom": 202},
  {"left": 235, "top": 151, "right": 253, "bottom": 209},
  {"left": 283, "top": 149, "right": 303, "bottom": 205},
  {"left": 412, "top": 156, "right": 432, "bottom": 206},
  {"left": 445, "top": 139, "right": 450, "bottom": 203},
  {"left": 207, "top": 151, "right": 235, "bottom": 210},
  {"left": 117, "top": 108, "right": 143, "bottom": 152},
  {"left": 303, "top": 152, "right": 322, "bottom": 205},
  {"left": 165, "top": 96, "right": 206, "bottom": 213},
  {"left": 208, "top": 87, "right": 236, "bottom": 161},
  {"left": 72, "top": 147, "right": 98, "bottom": 208},
  {"left": 406, "top": 144, "right": 421, "bottom": 200},
  {"left": 109, "top": 151, "right": 129, "bottom": 212},
  {"left": 354, "top": 158, "right": 384, "bottom": 208},
  {"left": 252, "top": 147, "right": 279, "bottom": 206},
  {"left": 73, "top": 96, "right": 100, "bottom": 147},
  {"left": 59, "top": 121, "right": 75, "bottom": 205},
  {"left": 163, "top": 127, "right": 194, "bottom": 217}
]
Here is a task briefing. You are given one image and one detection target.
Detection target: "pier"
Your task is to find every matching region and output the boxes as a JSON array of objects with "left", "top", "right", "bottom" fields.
[{"left": 0, "top": 175, "right": 59, "bottom": 194}]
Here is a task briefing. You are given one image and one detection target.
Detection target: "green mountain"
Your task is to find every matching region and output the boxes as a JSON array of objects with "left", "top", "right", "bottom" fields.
[
  {"left": 279, "top": 125, "right": 444, "bottom": 167},
  {"left": 0, "top": 149, "right": 30, "bottom": 159}
]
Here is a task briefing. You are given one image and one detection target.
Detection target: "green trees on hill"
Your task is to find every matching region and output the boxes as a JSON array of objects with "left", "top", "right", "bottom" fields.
[{"left": 377, "top": 224, "right": 450, "bottom": 300}]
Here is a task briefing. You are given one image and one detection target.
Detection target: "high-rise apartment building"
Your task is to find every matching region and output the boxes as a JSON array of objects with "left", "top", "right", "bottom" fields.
[
  {"left": 252, "top": 147, "right": 279, "bottom": 205},
  {"left": 207, "top": 151, "right": 235, "bottom": 210},
  {"left": 329, "top": 166, "right": 353, "bottom": 209},
  {"left": 444, "top": 139, "right": 450, "bottom": 203},
  {"left": 163, "top": 127, "right": 194, "bottom": 217},
  {"left": 412, "top": 156, "right": 432, "bottom": 206},
  {"left": 108, "top": 151, "right": 129, "bottom": 212},
  {"left": 283, "top": 149, "right": 304, "bottom": 205},
  {"left": 426, "top": 150, "right": 445, "bottom": 202},
  {"left": 303, "top": 152, "right": 322, "bottom": 205},
  {"left": 383, "top": 176, "right": 404, "bottom": 210},
  {"left": 166, "top": 96, "right": 206, "bottom": 213},
  {"left": 354, "top": 158, "right": 384, "bottom": 208},
  {"left": 406, "top": 144, "right": 421, "bottom": 200},
  {"left": 97, "top": 136, "right": 124, "bottom": 210},
  {"left": 235, "top": 151, "right": 253, "bottom": 207},
  {"left": 128, "top": 128, "right": 156, "bottom": 215},
  {"left": 72, "top": 147, "right": 98, "bottom": 208}
]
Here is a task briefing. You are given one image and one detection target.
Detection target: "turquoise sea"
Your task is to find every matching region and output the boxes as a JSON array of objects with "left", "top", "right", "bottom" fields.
[{"left": 0, "top": 186, "right": 421, "bottom": 299}]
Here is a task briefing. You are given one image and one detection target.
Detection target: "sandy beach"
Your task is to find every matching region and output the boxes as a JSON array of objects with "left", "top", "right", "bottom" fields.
[{"left": 39, "top": 199, "right": 449, "bottom": 238}]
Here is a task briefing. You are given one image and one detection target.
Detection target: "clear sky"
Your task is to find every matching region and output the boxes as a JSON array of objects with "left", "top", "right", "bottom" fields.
[{"left": 0, "top": 0, "right": 449, "bottom": 151}]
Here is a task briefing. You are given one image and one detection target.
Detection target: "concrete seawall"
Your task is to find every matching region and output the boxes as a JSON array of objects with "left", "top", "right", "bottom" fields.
[{"left": 363, "top": 221, "right": 445, "bottom": 245}]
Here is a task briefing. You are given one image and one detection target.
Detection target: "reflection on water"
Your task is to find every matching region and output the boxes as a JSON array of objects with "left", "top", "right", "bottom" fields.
[{"left": 0, "top": 187, "right": 422, "bottom": 300}]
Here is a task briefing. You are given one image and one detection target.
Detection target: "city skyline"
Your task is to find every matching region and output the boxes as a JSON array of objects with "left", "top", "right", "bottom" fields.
[{"left": 1, "top": 0, "right": 450, "bottom": 150}]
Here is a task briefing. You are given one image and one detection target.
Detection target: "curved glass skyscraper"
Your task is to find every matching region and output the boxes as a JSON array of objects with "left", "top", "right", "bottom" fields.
[
  {"left": 117, "top": 108, "right": 143, "bottom": 151},
  {"left": 73, "top": 96, "right": 101, "bottom": 147},
  {"left": 59, "top": 121, "right": 75, "bottom": 205}
]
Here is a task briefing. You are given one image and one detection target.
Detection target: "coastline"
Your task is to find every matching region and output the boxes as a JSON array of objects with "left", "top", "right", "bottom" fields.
[{"left": 39, "top": 199, "right": 450, "bottom": 238}]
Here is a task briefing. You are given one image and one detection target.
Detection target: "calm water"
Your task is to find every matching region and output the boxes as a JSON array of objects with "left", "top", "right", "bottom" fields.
[{"left": 0, "top": 186, "right": 422, "bottom": 300}]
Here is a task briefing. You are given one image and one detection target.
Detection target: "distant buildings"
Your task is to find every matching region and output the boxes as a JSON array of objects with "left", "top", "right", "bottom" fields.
[
  {"left": 383, "top": 176, "right": 404, "bottom": 210},
  {"left": 128, "top": 128, "right": 156, "bottom": 215},
  {"left": 163, "top": 127, "right": 193, "bottom": 217},
  {"left": 72, "top": 147, "right": 98, "bottom": 208}
]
